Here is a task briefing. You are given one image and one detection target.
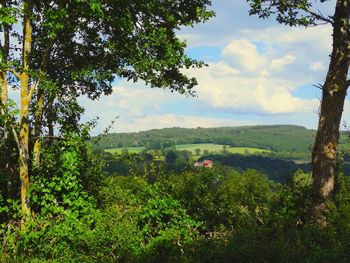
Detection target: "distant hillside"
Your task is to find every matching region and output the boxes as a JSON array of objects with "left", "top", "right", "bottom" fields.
[{"left": 92, "top": 125, "right": 318, "bottom": 153}]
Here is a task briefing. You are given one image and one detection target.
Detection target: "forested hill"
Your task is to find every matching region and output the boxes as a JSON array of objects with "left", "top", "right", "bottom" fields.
[{"left": 92, "top": 125, "right": 318, "bottom": 153}]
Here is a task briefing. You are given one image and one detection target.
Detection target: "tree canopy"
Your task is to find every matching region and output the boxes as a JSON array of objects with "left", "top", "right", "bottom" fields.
[{"left": 0, "top": 0, "right": 214, "bottom": 217}]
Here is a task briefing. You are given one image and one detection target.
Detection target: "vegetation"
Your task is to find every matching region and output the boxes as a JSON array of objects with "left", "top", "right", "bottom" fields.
[
  {"left": 104, "top": 143, "right": 270, "bottom": 155},
  {"left": 1, "top": 0, "right": 350, "bottom": 261},
  {"left": 0, "top": 0, "right": 213, "bottom": 218},
  {"left": 1, "top": 148, "right": 350, "bottom": 262},
  {"left": 92, "top": 125, "right": 316, "bottom": 154}
]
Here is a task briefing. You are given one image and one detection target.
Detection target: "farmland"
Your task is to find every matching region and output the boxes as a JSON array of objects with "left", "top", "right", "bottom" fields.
[
  {"left": 105, "top": 146, "right": 145, "bottom": 154},
  {"left": 175, "top": 143, "right": 270, "bottom": 154},
  {"left": 104, "top": 143, "right": 270, "bottom": 156}
]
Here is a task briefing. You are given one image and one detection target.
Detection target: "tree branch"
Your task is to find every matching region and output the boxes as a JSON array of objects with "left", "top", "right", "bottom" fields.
[
  {"left": 0, "top": 41, "right": 4, "bottom": 57},
  {"left": 11, "top": 126, "right": 20, "bottom": 150},
  {"left": 6, "top": 68, "right": 21, "bottom": 79},
  {"left": 0, "top": 106, "right": 20, "bottom": 150},
  {"left": 306, "top": 9, "right": 334, "bottom": 25},
  {"left": 30, "top": 135, "right": 65, "bottom": 141},
  {"left": 40, "top": 38, "right": 56, "bottom": 72},
  {"left": 28, "top": 78, "right": 40, "bottom": 103},
  {"left": 313, "top": 83, "right": 324, "bottom": 91}
]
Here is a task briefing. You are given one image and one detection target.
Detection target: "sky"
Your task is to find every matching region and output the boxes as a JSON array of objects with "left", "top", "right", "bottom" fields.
[{"left": 81, "top": 0, "right": 344, "bottom": 135}]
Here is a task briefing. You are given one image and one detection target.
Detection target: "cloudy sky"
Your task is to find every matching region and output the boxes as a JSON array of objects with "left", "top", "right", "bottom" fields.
[{"left": 82, "top": 0, "right": 343, "bottom": 135}]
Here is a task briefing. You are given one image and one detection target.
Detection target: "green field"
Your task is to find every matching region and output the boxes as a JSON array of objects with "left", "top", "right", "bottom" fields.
[
  {"left": 105, "top": 144, "right": 270, "bottom": 155},
  {"left": 176, "top": 143, "right": 270, "bottom": 154},
  {"left": 105, "top": 146, "right": 145, "bottom": 154}
]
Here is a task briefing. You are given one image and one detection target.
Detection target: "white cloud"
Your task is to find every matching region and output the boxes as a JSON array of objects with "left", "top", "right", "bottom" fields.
[
  {"left": 222, "top": 39, "right": 269, "bottom": 73},
  {"left": 82, "top": 1, "right": 338, "bottom": 133},
  {"left": 210, "top": 62, "right": 240, "bottom": 78},
  {"left": 108, "top": 84, "right": 181, "bottom": 117},
  {"left": 185, "top": 37, "right": 320, "bottom": 114},
  {"left": 310, "top": 61, "right": 325, "bottom": 71},
  {"left": 270, "top": 54, "right": 295, "bottom": 71}
]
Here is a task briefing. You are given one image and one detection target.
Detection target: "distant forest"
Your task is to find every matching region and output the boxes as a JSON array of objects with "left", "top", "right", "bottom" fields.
[{"left": 93, "top": 125, "right": 318, "bottom": 153}]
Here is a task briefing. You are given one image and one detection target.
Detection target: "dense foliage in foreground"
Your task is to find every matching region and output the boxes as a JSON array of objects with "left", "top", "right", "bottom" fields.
[{"left": 1, "top": 138, "right": 350, "bottom": 262}]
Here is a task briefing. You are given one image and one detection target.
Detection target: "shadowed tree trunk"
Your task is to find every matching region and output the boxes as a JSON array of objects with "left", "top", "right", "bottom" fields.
[
  {"left": 33, "top": 88, "right": 44, "bottom": 167},
  {"left": 0, "top": 0, "right": 16, "bottom": 200}
]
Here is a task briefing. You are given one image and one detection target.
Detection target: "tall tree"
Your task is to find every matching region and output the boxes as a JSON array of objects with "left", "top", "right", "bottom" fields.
[
  {"left": 246, "top": 0, "right": 350, "bottom": 225},
  {"left": 0, "top": 0, "right": 213, "bottom": 218}
]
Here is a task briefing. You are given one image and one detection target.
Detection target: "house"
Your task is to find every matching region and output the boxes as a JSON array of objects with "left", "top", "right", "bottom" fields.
[{"left": 194, "top": 159, "right": 214, "bottom": 168}]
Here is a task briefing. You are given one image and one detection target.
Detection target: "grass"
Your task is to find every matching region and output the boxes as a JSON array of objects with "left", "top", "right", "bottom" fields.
[
  {"left": 104, "top": 144, "right": 270, "bottom": 156},
  {"left": 176, "top": 143, "right": 270, "bottom": 155},
  {"left": 105, "top": 147, "right": 145, "bottom": 154}
]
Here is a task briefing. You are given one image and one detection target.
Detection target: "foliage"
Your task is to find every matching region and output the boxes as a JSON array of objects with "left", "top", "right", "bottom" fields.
[
  {"left": 29, "top": 133, "right": 99, "bottom": 217},
  {"left": 0, "top": 0, "right": 214, "bottom": 218},
  {"left": 2, "top": 150, "right": 350, "bottom": 262},
  {"left": 200, "top": 153, "right": 311, "bottom": 183}
]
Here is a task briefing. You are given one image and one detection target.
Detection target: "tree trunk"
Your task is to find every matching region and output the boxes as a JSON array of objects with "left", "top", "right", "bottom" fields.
[
  {"left": 0, "top": 71, "right": 16, "bottom": 200},
  {"left": 0, "top": 72, "right": 8, "bottom": 104},
  {"left": 311, "top": 0, "right": 350, "bottom": 226},
  {"left": 33, "top": 89, "right": 44, "bottom": 167},
  {"left": 19, "top": 2, "right": 33, "bottom": 217},
  {"left": 19, "top": 72, "right": 31, "bottom": 217},
  {"left": 0, "top": 0, "right": 16, "bottom": 200}
]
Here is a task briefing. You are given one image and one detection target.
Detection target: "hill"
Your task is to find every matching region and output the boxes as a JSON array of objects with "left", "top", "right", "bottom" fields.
[{"left": 92, "top": 125, "right": 318, "bottom": 154}]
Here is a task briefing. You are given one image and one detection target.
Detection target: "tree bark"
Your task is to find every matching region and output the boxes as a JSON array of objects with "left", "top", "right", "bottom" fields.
[
  {"left": 311, "top": 0, "right": 350, "bottom": 226},
  {"left": 19, "top": 2, "right": 33, "bottom": 217},
  {"left": 33, "top": 88, "right": 44, "bottom": 167},
  {"left": 0, "top": 72, "right": 8, "bottom": 105}
]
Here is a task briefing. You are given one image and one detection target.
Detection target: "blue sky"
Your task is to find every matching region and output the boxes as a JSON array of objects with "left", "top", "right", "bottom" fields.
[{"left": 82, "top": 0, "right": 344, "bottom": 135}]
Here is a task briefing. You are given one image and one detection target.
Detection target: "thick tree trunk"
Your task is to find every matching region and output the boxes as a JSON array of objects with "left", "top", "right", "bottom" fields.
[{"left": 311, "top": 0, "right": 350, "bottom": 226}]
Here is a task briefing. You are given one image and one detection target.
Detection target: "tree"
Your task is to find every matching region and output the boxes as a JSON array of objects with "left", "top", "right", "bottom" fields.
[
  {"left": 246, "top": 0, "right": 350, "bottom": 225},
  {"left": 165, "top": 150, "right": 178, "bottom": 165},
  {"left": 0, "top": 0, "right": 213, "bottom": 218},
  {"left": 195, "top": 148, "right": 201, "bottom": 155}
]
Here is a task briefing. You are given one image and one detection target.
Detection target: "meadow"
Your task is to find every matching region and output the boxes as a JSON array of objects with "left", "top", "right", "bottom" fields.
[
  {"left": 104, "top": 143, "right": 270, "bottom": 156},
  {"left": 105, "top": 146, "right": 146, "bottom": 154}
]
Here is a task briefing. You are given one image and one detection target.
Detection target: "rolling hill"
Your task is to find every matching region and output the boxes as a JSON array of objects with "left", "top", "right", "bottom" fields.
[{"left": 92, "top": 125, "right": 319, "bottom": 153}]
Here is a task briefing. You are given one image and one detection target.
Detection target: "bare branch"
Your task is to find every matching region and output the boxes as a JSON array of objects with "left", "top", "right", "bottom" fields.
[{"left": 313, "top": 83, "right": 324, "bottom": 91}]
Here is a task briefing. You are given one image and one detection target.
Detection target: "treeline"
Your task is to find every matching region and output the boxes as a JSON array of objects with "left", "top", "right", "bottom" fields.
[
  {"left": 200, "top": 154, "right": 311, "bottom": 183},
  {"left": 92, "top": 125, "right": 316, "bottom": 153},
  {"left": 100, "top": 150, "right": 310, "bottom": 184}
]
